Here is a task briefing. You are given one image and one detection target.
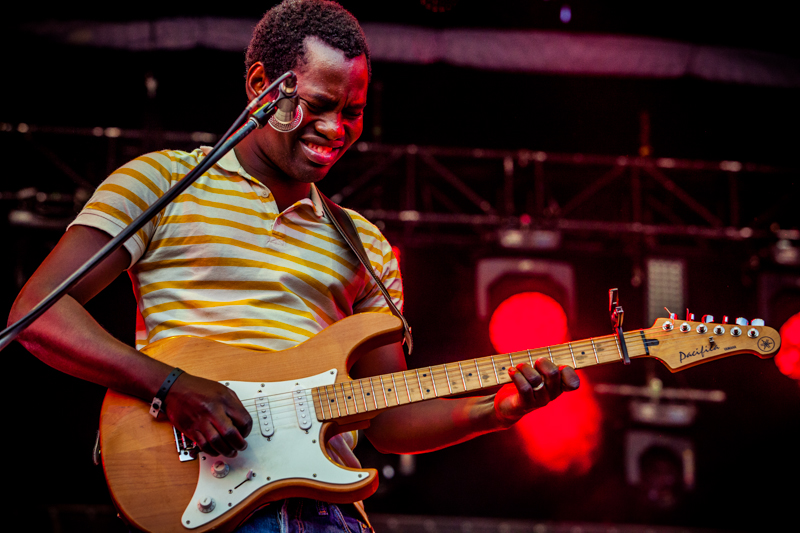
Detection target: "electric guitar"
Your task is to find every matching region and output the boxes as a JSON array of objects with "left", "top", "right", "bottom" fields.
[{"left": 99, "top": 312, "right": 780, "bottom": 532}]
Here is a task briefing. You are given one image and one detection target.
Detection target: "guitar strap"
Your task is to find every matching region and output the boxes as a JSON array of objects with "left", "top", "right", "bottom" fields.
[{"left": 317, "top": 191, "right": 413, "bottom": 354}]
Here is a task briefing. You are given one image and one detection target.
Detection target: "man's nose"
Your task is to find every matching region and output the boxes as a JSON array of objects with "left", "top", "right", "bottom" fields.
[{"left": 317, "top": 112, "right": 344, "bottom": 139}]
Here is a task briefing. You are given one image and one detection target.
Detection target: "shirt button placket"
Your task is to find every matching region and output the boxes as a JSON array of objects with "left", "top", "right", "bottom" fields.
[{"left": 251, "top": 181, "right": 274, "bottom": 237}]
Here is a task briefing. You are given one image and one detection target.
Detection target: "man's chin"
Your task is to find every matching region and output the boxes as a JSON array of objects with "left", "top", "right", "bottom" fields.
[{"left": 289, "top": 166, "right": 332, "bottom": 185}]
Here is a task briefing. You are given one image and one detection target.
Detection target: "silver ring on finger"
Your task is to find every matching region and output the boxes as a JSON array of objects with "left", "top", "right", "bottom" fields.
[{"left": 533, "top": 381, "right": 545, "bottom": 392}]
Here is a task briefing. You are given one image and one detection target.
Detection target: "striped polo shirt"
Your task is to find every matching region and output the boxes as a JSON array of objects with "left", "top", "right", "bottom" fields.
[{"left": 70, "top": 147, "right": 403, "bottom": 353}]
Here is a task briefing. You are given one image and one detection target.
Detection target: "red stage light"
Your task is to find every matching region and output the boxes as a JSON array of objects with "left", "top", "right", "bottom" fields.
[
  {"left": 775, "top": 313, "right": 800, "bottom": 381},
  {"left": 513, "top": 374, "right": 602, "bottom": 475},
  {"left": 489, "top": 292, "right": 569, "bottom": 353}
]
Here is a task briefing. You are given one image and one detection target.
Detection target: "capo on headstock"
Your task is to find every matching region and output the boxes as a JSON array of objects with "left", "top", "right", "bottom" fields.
[{"left": 609, "top": 288, "right": 631, "bottom": 364}]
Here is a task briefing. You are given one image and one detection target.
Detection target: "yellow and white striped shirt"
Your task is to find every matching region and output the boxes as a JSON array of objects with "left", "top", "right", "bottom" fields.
[{"left": 70, "top": 147, "right": 403, "bottom": 353}]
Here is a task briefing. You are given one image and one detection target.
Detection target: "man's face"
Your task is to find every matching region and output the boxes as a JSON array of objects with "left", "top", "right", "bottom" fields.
[{"left": 252, "top": 37, "right": 369, "bottom": 185}]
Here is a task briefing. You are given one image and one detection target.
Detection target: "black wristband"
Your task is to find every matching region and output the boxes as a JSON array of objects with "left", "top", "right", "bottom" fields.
[{"left": 149, "top": 367, "right": 185, "bottom": 418}]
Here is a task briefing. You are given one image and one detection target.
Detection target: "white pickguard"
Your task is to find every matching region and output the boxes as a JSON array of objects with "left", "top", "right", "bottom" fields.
[{"left": 181, "top": 369, "right": 368, "bottom": 529}]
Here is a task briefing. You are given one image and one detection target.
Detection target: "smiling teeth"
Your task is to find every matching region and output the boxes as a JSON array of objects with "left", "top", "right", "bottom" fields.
[{"left": 305, "top": 142, "right": 333, "bottom": 155}]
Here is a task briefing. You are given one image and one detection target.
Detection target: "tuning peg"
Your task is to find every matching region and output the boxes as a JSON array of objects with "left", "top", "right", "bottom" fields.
[
  {"left": 702, "top": 314, "right": 715, "bottom": 323},
  {"left": 668, "top": 312, "right": 678, "bottom": 320},
  {"left": 751, "top": 318, "right": 765, "bottom": 326},
  {"left": 735, "top": 317, "right": 749, "bottom": 326},
  {"left": 722, "top": 316, "right": 730, "bottom": 324},
  {"left": 686, "top": 309, "right": 695, "bottom": 321}
]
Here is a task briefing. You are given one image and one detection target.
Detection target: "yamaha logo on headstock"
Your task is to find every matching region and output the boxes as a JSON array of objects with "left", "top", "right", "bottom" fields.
[{"left": 758, "top": 337, "right": 776, "bottom": 352}]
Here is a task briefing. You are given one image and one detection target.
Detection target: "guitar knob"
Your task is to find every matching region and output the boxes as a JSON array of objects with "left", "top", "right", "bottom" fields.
[
  {"left": 197, "top": 496, "right": 216, "bottom": 513},
  {"left": 751, "top": 318, "right": 765, "bottom": 326},
  {"left": 735, "top": 317, "right": 749, "bottom": 326},
  {"left": 702, "top": 314, "right": 714, "bottom": 323},
  {"left": 212, "top": 461, "right": 230, "bottom": 478}
]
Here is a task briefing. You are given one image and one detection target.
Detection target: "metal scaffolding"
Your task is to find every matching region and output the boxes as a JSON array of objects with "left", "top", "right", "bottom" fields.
[
  {"left": 2, "top": 122, "right": 798, "bottom": 252},
  {"left": 323, "top": 141, "right": 798, "bottom": 249}
]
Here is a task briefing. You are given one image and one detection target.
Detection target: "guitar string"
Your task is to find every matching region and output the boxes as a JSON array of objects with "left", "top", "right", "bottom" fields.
[
  {"left": 170, "top": 325, "right": 759, "bottom": 440},
  {"left": 226, "top": 327, "right": 756, "bottom": 416},
  {"left": 231, "top": 326, "right": 749, "bottom": 410}
]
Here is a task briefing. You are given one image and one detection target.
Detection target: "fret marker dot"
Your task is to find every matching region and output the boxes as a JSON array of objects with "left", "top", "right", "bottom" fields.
[{"left": 347, "top": 396, "right": 351, "bottom": 399}]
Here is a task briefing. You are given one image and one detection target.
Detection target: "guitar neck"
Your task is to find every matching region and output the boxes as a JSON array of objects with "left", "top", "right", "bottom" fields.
[{"left": 312, "top": 329, "right": 652, "bottom": 423}]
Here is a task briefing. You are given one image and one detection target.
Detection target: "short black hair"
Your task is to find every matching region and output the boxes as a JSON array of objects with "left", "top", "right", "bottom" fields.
[{"left": 245, "top": 0, "right": 371, "bottom": 82}]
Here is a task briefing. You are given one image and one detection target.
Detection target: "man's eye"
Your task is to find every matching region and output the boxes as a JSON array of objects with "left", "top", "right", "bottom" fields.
[{"left": 345, "top": 109, "right": 364, "bottom": 119}]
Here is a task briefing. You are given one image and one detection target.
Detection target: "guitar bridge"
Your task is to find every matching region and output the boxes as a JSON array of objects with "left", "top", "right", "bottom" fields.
[{"left": 174, "top": 427, "right": 198, "bottom": 462}]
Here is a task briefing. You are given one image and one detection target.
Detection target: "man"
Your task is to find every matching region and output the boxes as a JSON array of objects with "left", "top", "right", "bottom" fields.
[{"left": 9, "top": 1, "right": 579, "bottom": 531}]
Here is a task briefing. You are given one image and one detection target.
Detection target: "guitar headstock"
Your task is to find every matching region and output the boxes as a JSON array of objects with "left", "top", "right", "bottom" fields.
[{"left": 645, "top": 317, "right": 781, "bottom": 372}]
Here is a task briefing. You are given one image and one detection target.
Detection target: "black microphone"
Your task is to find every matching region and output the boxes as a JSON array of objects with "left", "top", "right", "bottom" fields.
[{"left": 268, "top": 74, "right": 303, "bottom": 132}]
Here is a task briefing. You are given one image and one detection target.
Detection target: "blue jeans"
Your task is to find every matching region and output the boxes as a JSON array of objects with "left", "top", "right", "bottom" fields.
[{"left": 235, "top": 499, "right": 371, "bottom": 533}]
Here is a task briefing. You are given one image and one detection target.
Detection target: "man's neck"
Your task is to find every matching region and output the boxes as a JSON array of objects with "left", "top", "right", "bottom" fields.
[{"left": 234, "top": 141, "right": 312, "bottom": 212}]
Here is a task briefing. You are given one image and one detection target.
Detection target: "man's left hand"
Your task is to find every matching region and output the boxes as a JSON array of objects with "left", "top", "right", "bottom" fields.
[{"left": 493, "top": 358, "right": 580, "bottom": 427}]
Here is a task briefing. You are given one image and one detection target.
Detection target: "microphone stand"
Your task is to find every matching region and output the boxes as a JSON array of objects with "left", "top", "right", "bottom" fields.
[{"left": 0, "top": 71, "right": 298, "bottom": 352}]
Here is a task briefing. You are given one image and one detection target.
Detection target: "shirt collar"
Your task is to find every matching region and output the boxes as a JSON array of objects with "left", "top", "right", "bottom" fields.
[
  {"left": 200, "top": 146, "right": 324, "bottom": 218},
  {"left": 308, "top": 183, "right": 325, "bottom": 218},
  {"left": 200, "top": 145, "right": 244, "bottom": 176}
]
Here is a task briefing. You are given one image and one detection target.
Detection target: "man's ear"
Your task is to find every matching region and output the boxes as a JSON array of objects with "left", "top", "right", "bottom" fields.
[{"left": 245, "top": 62, "right": 270, "bottom": 101}]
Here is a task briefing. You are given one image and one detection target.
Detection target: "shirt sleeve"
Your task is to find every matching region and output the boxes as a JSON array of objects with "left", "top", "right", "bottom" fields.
[
  {"left": 67, "top": 151, "right": 175, "bottom": 268},
  {"left": 347, "top": 209, "right": 404, "bottom": 315}
]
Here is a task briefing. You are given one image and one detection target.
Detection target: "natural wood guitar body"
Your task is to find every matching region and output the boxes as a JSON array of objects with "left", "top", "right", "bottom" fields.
[{"left": 100, "top": 312, "right": 402, "bottom": 533}]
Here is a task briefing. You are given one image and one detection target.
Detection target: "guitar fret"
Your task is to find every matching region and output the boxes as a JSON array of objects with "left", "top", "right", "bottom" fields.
[
  {"left": 429, "top": 366, "right": 439, "bottom": 397},
  {"left": 613, "top": 335, "right": 623, "bottom": 361},
  {"left": 340, "top": 383, "right": 350, "bottom": 415},
  {"left": 474, "top": 360, "right": 483, "bottom": 388},
  {"left": 350, "top": 381, "right": 359, "bottom": 413},
  {"left": 310, "top": 389, "right": 320, "bottom": 421},
  {"left": 568, "top": 343, "right": 578, "bottom": 367},
  {"left": 390, "top": 374, "right": 400, "bottom": 405},
  {"left": 443, "top": 364, "right": 452, "bottom": 394},
  {"left": 415, "top": 369, "right": 424, "bottom": 399},
  {"left": 379, "top": 376, "right": 389, "bottom": 408},
  {"left": 322, "top": 386, "right": 333, "bottom": 419},
  {"left": 369, "top": 378, "right": 378, "bottom": 409},
  {"left": 547, "top": 346, "right": 554, "bottom": 363},
  {"left": 322, "top": 385, "right": 331, "bottom": 418},
  {"left": 331, "top": 385, "right": 342, "bottom": 417},
  {"left": 359, "top": 380, "right": 368, "bottom": 411},
  {"left": 402, "top": 373, "right": 412, "bottom": 403},
  {"left": 491, "top": 357, "right": 499, "bottom": 384},
  {"left": 527, "top": 349, "right": 534, "bottom": 367},
  {"left": 457, "top": 362, "right": 467, "bottom": 391},
  {"left": 590, "top": 338, "right": 600, "bottom": 364}
]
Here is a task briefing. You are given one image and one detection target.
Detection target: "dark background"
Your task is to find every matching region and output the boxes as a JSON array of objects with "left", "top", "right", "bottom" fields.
[{"left": 2, "top": 2, "right": 798, "bottom": 532}]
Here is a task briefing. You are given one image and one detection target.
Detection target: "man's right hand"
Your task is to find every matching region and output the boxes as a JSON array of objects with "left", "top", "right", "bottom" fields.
[{"left": 164, "top": 373, "right": 253, "bottom": 458}]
